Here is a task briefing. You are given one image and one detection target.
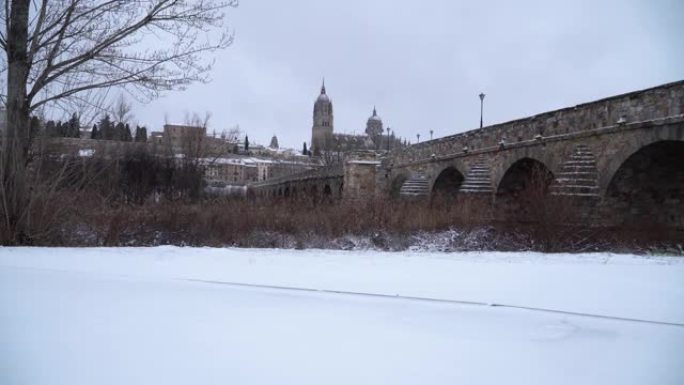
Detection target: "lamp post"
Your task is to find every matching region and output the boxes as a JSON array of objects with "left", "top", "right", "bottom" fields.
[
  {"left": 479, "top": 92, "right": 486, "bottom": 129},
  {"left": 430, "top": 129, "right": 433, "bottom": 140},
  {"left": 386, "top": 126, "right": 391, "bottom": 152}
]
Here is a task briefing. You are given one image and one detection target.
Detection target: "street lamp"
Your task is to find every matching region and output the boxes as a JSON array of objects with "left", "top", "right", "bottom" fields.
[
  {"left": 430, "top": 129, "right": 434, "bottom": 140},
  {"left": 479, "top": 92, "right": 486, "bottom": 129},
  {"left": 386, "top": 125, "right": 391, "bottom": 152}
]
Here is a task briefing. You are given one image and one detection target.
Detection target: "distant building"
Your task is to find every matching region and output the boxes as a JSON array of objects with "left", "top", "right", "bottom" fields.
[
  {"left": 150, "top": 131, "right": 164, "bottom": 145},
  {"left": 163, "top": 124, "right": 206, "bottom": 151},
  {"left": 269, "top": 135, "right": 279, "bottom": 149},
  {"left": 204, "top": 155, "right": 316, "bottom": 185},
  {"left": 311, "top": 81, "right": 333, "bottom": 156},
  {"left": 309, "top": 82, "right": 403, "bottom": 156}
]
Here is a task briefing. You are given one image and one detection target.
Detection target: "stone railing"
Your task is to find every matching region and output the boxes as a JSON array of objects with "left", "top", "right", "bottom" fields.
[
  {"left": 250, "top": 164, "right": 343, "bottom": 188},
  {"left": 391, "top": 80, "right": 684, "bottom": 165}
]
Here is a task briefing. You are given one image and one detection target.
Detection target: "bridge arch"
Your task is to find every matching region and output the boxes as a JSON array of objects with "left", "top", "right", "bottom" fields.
[
  {"left": 390, "top": 174, "right": 408, "bottom": 199},
  {"left": 431, "top": 166, "right": 465, "bottom": 200},
  {"left": 599, "top": 124, "right": 684, "bottom": 196},
  {"left": 495, "top": 157, "right": 555, "bottom": 222},
  {"left": 603, "top": 140, "right": 684, "bottom": 228}
]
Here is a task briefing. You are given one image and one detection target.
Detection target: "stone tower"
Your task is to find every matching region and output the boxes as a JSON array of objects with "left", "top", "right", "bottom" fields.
[
  {"left": 366, "top": 106, "right": 383, "bottom": 148},
  {"left": 311, "top": 80, "right": 333, "bottom": 156}
]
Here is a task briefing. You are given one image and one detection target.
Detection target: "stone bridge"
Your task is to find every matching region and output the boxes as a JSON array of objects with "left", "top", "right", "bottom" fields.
[
  {"left": 250, "top": 81, "right": 684, "bottom": 228},
  {"left": 249, "top": 164, "right": 345, "bottom": 201}
]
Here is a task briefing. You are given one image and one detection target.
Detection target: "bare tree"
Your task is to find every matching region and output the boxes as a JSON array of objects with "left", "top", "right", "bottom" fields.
[
  {"left": 225, "top": 124, "right": 241, "bottom": 142},
  {"left": 112, "top": 94, "right": 133, "bottom": 125},
  {"left": 321, "top": 135, "right": 343, "bottom": 166},
  {"left": 184, "top": 111, "right": 212, "bottom": 131},
  {"left": 0, "top": 0, "right": 238, "bottom": 243}
]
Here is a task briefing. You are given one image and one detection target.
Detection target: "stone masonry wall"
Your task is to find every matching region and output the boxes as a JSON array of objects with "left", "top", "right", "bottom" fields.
[
  {"left": 601, "top": 140, "right": 684, "bottom": 228},
  {"left": 392, "top": 81, "right": 684, "bottom": 166},
  {"left": 343, "top": 152, "right": 381, "bottom": 200}
]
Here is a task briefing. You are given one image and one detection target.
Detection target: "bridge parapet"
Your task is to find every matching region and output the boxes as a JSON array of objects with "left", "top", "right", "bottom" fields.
[
  {"left": 248, "top": 163, "right": 345, "bottom": 199},
  {"left": 250, "top": 164, "right": 341, "bottom": 189},
  {"left": 391, "top": 80, "right": 684, "bottom": 166}
]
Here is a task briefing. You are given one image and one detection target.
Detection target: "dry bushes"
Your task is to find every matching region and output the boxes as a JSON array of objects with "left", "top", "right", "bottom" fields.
[
  {"left": 3, "top": 144, "right": 681, "bottom": 253},
  {"left": 48, "top": 197, "right": 477, "bottom": 247},
  {"left": 491, "top": 161, "right": 601, "bottom": 252},
  {"left": 0, "top": 139, "right": 206, "bottom": 245},
  {"left": 12, "top": 189, "right": 683, "bottom": 253}
]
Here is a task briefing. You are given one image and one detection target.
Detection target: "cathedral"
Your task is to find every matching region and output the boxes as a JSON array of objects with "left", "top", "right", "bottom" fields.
[{"left": 310, "top": 81, "right": 402, "bottom": 157}]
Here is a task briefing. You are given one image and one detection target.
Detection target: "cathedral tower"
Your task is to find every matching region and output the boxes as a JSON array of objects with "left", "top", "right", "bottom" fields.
[
  {"left": 365, "top": 106, "right": 383, "bottom": 137},
  {"left": 311, "top": 80, "right": 333, "bottom": 156},
  {"left": 366, "top": 106, "right": 383, "bottom": 149}
]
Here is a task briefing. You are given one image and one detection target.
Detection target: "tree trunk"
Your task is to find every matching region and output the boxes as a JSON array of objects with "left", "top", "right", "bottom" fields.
[{"left": 2, "top": 0, "right": 32, "bottom": 243}]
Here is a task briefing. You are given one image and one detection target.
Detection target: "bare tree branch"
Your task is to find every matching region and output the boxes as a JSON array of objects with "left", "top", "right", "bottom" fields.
[
  {"left": 24, "top": 0, "right": 237, "bottom": 109},
  {"left": 111, "top": 93, "right": 133, "bottom": 124},
  {"left": 0, "top": 0, "right": 239, "bottom": 243}
]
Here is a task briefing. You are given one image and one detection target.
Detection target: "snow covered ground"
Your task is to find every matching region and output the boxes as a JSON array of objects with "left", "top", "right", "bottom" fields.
[{"left": 1, "top": 247, "right": 683, "bottom": 385}]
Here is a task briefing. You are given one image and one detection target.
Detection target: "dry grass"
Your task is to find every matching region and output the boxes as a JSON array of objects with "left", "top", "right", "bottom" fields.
[
  {"left": 29, "top": 194, "right": 679, "bottom": 254},
  {"left": 3, "top": 149, "right": 681, "bottom": 253}
]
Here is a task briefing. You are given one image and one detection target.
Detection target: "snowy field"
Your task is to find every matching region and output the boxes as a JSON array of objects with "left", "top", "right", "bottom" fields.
[{"left": 1, "top": 247, "right": 683, "bottom": 385}]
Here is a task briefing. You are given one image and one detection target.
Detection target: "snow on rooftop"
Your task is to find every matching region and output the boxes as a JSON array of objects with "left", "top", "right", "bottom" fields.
[{"left": 203, "top": 156, "right": 312, "bottom": 166}]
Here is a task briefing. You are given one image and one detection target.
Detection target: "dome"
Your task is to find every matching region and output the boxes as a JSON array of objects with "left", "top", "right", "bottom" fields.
[
  {"left": 315, "top": 80, "right": 331, "bottom": 104},
  {"left": 316, "top": 93, "right": 330, "bottom": 103},
  {"left": 367, "top": 107, "right": 382, "bottom": 123}
]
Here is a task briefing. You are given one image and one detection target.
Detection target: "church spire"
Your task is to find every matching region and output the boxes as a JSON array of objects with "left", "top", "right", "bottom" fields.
[
  {"left": 373, "top": 105, "right": 377, "bottom": 116},
  {"left": 321, "top": 78, "right": 326, "bottom": 94}
]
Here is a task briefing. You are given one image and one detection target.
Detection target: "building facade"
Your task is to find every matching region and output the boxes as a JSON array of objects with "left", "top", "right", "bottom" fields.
[
  {"left": 163, "top": 124, "right": 206, "bottom": 152},
  {"left": 204, "top": 156, "right": 317, "bottom": 185}
]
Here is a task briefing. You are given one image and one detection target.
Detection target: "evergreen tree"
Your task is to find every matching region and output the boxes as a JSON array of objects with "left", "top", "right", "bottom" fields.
[
  {"left": 124, "top": 123, "right": 133, "bottom": 141},
  {"left": 45, "top": 120, "right": 56, "bottom": 137},
  {"left": 91, "top": 124, "right": 99, "bottom": 139},
  {"left": 67, "top": 113, "right": 80, "bottom": 138},
  {"left": 114, "top": 122, "right": 126, "bottom": 141},
  {"left": 134, "top": 125, "right": 148, "bottom": 142},
  {"left": 55, "top": 121, "right": 64, "bottom": 137},
  {"left": 98, "top": 115, "right": 114, "bottom": 140},
  {"left": 244, "top": 135, "right": 249, "bottom": 151}
]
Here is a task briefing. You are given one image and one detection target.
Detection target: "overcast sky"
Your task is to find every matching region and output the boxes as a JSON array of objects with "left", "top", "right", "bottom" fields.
[{"left": 134, "top": 0, "right": 684, "bottom": 149}]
